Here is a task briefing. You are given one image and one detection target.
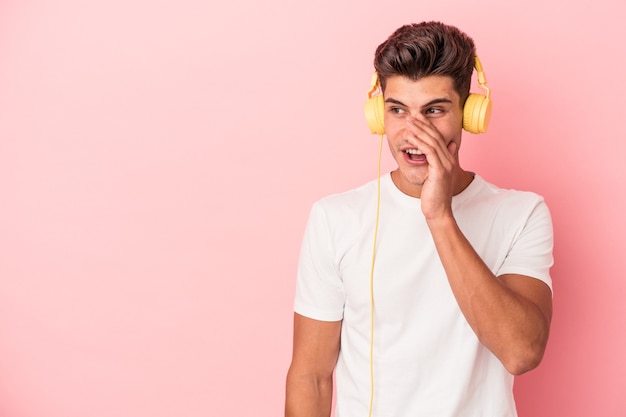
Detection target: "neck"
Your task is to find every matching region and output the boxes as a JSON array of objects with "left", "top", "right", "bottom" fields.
[{"left": 390, "top": 168, "right": 475, "bottom": 199}]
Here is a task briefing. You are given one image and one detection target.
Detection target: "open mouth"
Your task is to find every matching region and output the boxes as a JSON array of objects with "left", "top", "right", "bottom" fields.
[{"left": 404, "top": 149, "right": 426, "bottom": 162}]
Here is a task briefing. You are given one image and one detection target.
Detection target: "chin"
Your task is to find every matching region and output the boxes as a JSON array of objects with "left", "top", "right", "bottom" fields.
[
  {"left": 393, "top": 169, "right": 426, "bottom": 190},
  {"left": 400, "top": 168, "right": 427, "bottom": 184}
]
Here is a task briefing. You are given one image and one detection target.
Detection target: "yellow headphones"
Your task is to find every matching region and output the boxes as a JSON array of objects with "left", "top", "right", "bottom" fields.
[{"left": 364, "top": 56, "right": 492, "bottom": 135}]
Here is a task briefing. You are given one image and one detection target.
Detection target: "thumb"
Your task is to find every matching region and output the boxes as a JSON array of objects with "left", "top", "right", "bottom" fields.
[{"left": 448, "top": 141, "right": 459, "bottom": 156}]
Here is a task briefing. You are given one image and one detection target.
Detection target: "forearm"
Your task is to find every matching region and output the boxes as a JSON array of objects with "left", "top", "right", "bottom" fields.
[
  {"left": 427, "top": 215, "right": 551, "bottom": 375},
  {"left": 285, "top": 371, "right": 333, "bottom": 417}
]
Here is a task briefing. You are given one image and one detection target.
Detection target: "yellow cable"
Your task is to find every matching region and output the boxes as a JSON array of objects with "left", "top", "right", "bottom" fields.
[{"left": 367, "top": 134, "right": 383, "bottom": 417}]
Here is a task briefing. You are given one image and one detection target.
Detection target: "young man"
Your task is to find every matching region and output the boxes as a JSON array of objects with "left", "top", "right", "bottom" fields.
[{"left": 286, "top": 21, "right": 553, "bottom": 417}]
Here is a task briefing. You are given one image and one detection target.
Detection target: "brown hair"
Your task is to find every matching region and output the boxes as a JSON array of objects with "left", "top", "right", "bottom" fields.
[{"left": 374, "top": 21, "right": 476, "bottom": 105}]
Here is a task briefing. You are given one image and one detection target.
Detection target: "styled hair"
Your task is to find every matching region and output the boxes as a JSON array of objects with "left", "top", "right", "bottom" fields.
[{"left": 374, "top": 21, "right": 476, "bottom": 104}]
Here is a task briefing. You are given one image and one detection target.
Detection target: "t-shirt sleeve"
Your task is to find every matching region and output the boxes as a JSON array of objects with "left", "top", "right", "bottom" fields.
[
  {"left": 497, "top": 198, "right": 554, "bottom": 292},
  {"left": 293, "top": 202, "right": 346, "bottom": 321}
]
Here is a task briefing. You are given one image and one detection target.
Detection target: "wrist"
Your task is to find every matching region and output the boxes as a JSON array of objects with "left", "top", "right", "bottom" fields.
[{"left": 425, "top": 212, "right": 457, "bottom": 230}]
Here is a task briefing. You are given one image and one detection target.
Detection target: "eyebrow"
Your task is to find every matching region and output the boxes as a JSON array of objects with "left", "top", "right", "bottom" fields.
[{"left": 385, "top": 97, "right": 454, "bottom": 107}]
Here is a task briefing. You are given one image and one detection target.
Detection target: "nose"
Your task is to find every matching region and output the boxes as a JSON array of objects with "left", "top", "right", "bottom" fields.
[{"left": 406, "top": 113, "right": 427, "bottom": 124}]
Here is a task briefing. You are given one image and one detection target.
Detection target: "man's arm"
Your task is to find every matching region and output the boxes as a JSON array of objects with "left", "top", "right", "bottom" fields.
[
  {"left": 285, "top": 313, "right": 342, "bottom": 417},
  {"left": 427, "top": 216, "right": 552, "bottom": 375},
  {"left": 407, "top": 116, "right": 553, "bottom": 375}
]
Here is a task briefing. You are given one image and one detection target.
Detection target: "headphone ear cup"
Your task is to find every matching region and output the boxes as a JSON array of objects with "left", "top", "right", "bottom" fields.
[
  {"left": 463, "top": 93, "right": 492, "bottom": 134},
  {"left": 365, "top": 94, "right": 385, "bottom": 135}
]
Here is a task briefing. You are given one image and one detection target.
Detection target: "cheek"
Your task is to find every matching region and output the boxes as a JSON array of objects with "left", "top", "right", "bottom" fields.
[
  {"left": 383, "top": 114, "right": 396, "bottom": 132},
  {"left": 434, "top": 112, "right": 463, "bottom": 138},
  {"left": 431, "top": 122, "right": 457, "bottom": 141},
  {"left": 383, "top": 115, "right": 407, "bottom": 138}
]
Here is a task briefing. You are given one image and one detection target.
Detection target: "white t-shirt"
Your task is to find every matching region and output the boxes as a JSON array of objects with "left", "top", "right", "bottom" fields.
[{"left": 294, "top": 173, "right": 553, "bottom": 417}]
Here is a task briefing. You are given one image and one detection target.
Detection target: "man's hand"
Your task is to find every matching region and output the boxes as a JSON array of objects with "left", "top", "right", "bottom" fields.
[{"left": 403, "top": 116, "right": 459, "bottom": 220}]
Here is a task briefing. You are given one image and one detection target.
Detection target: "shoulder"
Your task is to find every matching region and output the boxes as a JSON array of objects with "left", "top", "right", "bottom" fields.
[
  {"left": 302, "top": 177, "right": 382, "bottom": 242},
  {"left": 312, "top": 177, "right": 380, "bottom": 216},
  {"left": 467, "top": 176, "right": 549, "bottom": 215}
]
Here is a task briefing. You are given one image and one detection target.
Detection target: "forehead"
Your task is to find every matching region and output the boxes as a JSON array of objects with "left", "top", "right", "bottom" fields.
[{"left": 383, "top": 75, "right": 461, "bottom": 106}]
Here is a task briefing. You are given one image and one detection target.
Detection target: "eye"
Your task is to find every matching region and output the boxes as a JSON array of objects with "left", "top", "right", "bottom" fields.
[
  {"left": 425, "top": 107, "right": 445, "bottom": 117},
  {"left": 389, "top": 107, "right": 406, "bottom": 114}
]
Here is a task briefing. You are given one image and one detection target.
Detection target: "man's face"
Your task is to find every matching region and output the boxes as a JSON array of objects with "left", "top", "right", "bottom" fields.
[{"left": 383, "top": 74, "right": 464, "bottom": 197}]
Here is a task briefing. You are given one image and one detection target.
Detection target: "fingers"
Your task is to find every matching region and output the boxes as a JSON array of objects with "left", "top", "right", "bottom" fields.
[{"left": 404, "top": 117, "right": 455, "bottom": 169}]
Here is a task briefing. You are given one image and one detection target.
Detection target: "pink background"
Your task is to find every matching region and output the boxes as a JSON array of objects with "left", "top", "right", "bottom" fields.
[{"left": 1, "top": 0, "right": 625, "bottom": 416}]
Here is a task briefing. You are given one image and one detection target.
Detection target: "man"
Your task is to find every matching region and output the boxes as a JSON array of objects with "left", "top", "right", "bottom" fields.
[{"left": 286, "top": 21, "right": 553, "bottom": 417}]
